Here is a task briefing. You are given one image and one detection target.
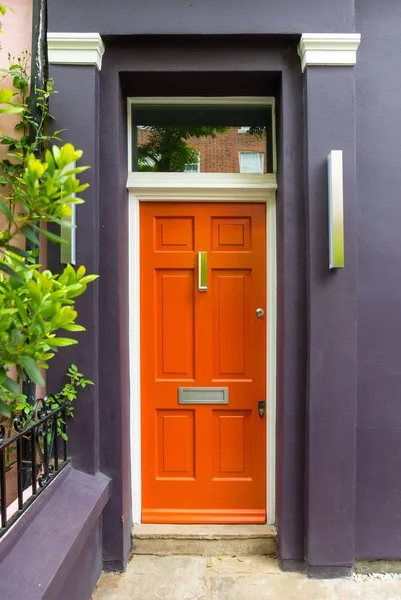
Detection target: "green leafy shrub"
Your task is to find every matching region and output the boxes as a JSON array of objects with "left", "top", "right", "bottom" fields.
[{"left": 0, "top": 13, "right": 97, "bottom": 418}]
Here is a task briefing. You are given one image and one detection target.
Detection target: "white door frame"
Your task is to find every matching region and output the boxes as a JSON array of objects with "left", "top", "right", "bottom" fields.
[{"left": 127, "top": 97, "right": 277, "bottom": 525}]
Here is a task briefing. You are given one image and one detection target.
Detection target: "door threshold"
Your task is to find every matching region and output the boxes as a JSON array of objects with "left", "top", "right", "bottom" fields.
[{"left": 132, "top": 524, "right": 277, "bottom": 556}]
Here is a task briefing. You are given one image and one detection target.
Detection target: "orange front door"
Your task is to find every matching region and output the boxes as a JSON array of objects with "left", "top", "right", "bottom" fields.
[{"left": 140, "top": 202, "right": 266, "bottom": 523}]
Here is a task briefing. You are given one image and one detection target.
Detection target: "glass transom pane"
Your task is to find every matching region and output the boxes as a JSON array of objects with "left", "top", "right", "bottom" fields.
[{"left": 131, "top": 103, "right": 273, "bottom": 173}]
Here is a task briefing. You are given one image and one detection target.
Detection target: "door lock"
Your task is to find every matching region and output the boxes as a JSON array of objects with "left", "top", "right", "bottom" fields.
[{"left": 258, "top": 400, "right": 265, "bottom": 418}]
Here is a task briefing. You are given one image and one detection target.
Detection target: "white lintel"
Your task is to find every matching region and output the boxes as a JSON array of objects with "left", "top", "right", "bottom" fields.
[
  {"left": 298, "top": 33, "right": 361, "bottom": 72},
  {"left": 47, "top": 33, "right": 105, "bottom": 71}
]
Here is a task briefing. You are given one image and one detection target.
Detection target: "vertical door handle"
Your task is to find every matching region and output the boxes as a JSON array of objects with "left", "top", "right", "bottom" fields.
[
  {"left": 198, "top": 251, "right": 207, "bottom": 291},
  {"left": 258, "top": 400, "right": 265, "bottom": 418}
]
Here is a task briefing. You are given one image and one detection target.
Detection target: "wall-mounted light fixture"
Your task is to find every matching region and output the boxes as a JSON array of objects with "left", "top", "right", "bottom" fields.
[
  {"left": 60, "top": 204, "right": 76, "bottom": 265},
  {"left": 60, "top": 162, "right": 77, "bottom": 265},
  {"left": 327, "top": 150, "right": 344, "bottom": 269}
]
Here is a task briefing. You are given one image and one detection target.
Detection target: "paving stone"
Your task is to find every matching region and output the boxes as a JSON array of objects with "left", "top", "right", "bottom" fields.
[
  {"left": 94, "top": 556, "right": 207, "bottom": 600},
  {"left": 205, "top": 555, "right": 281, "bottom": 576},
  {"left": 334, "top": 579, "right": 401, "bottom": 600},
  {"left": 93, "top": 554, "right": 401, "bottom": 600},
  {"left": 210, "top": 574, "right": 336, "bottom": 600}
]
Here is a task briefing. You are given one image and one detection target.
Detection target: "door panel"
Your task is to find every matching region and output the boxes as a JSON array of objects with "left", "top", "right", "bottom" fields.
[
  {"left": 212, "top": 271, "right": 251, "bottom": 379},
  {"left": 157, "top": 409, "right": 195, "bottom": 479},
  {"left": 141, "top": 202, "right": 266, "bottom": 524},
  {"left": 156, "top": 270, "right": 195, "bottom": 379}
]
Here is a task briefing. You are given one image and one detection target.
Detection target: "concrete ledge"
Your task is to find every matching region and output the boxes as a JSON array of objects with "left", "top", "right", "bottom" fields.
[
  {"left": 355, "top": 560, "right": 401, "bottom": 575},
  {"left": 0, "top": 466, "right": 110, "bottom": 600},
  {"left": 132, "top": 524, "right": 277, "bottom": 556}
]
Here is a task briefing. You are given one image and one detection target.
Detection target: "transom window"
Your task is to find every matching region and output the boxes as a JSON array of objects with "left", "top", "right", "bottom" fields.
[{"left": 130, "top": 100, "right": 275, "bottom": 174}]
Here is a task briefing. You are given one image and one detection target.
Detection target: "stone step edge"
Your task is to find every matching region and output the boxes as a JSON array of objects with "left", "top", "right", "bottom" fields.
[{"left": 132, "top": 524, "right": 277, "bottom": 541}]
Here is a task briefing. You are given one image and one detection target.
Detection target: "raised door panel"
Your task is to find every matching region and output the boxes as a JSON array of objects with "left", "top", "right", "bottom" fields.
[
  {"left": 155, "top": 270, "right": 195, "bottom": 379},
  {"left": 157, "top": 410, "right": 195, "bottom": 479},
  {"left": 211, "top": 217, "right": 251, "bottom": 252},
  {"left": 213, "top": 410, "right": 252, "bottom": 480},
  {"left": 155, "top": 216, "right": 194, "bottom": 251},
  {"left": 212, "top": 270, "right": 251, "bottom": 380}
]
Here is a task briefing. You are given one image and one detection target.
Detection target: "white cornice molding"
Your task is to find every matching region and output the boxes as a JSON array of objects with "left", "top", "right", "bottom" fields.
[
  {"left": 298, "top": 33, "right": 361, "bottom": 72},
  {"left": 47, "top": 33, "right": 105, "bottom": 70}
]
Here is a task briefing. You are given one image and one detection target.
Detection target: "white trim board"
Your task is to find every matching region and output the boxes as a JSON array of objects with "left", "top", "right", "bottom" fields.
[
  {"left": 128, "top": 180, "right": 277, "bottom": 526},
  {"left": 126, "top": 173, "right": 277, "bottom": 202},
  {"left": 129, "top": 96, "right": 275, "bottom": 106},
  {"left": 47, "top": 33, "right": 105, "bottom": 70},
  {"left": 298, "top": 33, "right": 361, "bottom": 72}
]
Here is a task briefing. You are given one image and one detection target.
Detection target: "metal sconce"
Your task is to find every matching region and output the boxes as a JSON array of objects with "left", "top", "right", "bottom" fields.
[
  {"left": 60, "top": 162, "right": 77, "bottom": 265},
  {"left": 60, "top": 203, "right": 76, "bottom": 265},
  {"left": 327, "top": 150, "right": 344, "bottom": 269}
]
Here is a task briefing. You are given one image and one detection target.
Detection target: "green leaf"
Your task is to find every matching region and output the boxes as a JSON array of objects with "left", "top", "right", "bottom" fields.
[
  {"left": 3, "top": 376, "right": 20, "bottom": 394},
  {"left": 19, "top": 356, "right": 44, "bottom": 385},
  {"left": 0, "top": 89, "right": 13, "bottom": 104},
  {"left": 33, "top": 226, "right": 67, "bottom": 245},
  {"left": 11, "top": 328, "right": 22, "bottom": 345},
  {"left": 5, "top": 245, "right": 30, "bottom": 259},
  {"left": 46, "top": 337, "right": 78, "bottom": 347},
  {"left": 0, "top": 262, "right": 23, "bottom": 282},
  {"left": 14, "top": 297, "right": 29, "bottom": 325},
  {"left": 0, "top": 197, "right": 12, "bottom": 220},
  {"left": 21, "top": 226, "right": 39, "bottom": 246},
  {"left": 0, "top": 106, "right": 24, "bottom": 115},
  {"left": 62, "top": 324, "right": 86, "bottom": 332},
  {"left": 39, "top": 353, "right": 55, "bottom": 361},
  {"left": 0, "top": 401, "right": 11, "bottom": 418},
  {"left": 79, "top": 274, "right": 99, "bottom": 285}
]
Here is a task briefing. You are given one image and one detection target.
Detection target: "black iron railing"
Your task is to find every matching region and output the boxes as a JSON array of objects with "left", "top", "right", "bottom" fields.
[{"left": 0, "top": 396, "right": 69, "bottom": 538}]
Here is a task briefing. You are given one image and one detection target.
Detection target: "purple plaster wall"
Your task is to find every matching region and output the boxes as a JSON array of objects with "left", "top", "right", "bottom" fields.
[
  {"left": 46, "top": 0, "right": 401, "bottom": 576},
  {"left": 303, "top": 67, "right": 357, "bottom": 574},
  {"left": 47, "top": 62, "right": 132, "bottom": 571},
  {"left": 355, "top": 0, "right": 401, "bottom": 559},
  {"left": 54, "top": 525, "right": 102, "bottom": 600},
  {"left": 48, "top": 0, "right": 355, "bottom": 36},
  {"left": 47, "top": 66, "right": 100, "bottom": 477}
]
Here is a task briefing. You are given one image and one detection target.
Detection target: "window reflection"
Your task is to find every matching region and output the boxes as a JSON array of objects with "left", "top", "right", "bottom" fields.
[
  {"left": 132, "top": 104, "right": 273, "bottom": 173},
  {"left": 137, "top": 126, "right": 267, "bottom": 173}
]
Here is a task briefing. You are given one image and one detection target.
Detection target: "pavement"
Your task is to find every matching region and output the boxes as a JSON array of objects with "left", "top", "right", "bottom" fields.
[{"left": 93, "top": 555, "right": 401, "bottom": 599}]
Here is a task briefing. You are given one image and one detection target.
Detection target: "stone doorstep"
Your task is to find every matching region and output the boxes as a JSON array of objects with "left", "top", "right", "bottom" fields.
[{"left": 132, "top": 524, "right": 277, "bottom": 556}]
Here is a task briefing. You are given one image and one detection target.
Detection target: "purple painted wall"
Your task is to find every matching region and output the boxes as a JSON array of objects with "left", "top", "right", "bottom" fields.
[
  {"left": 44, "top": 0, "right": 401, "bottom": 586},
  {"left": 303, "top": 66, "right": 357, "bottom": 576},
  {"left": 355, "top": 0, "right": 401, "bottom": 559},
  {"left": 48, "top": 0, "right": 355, "bottom": 35}
]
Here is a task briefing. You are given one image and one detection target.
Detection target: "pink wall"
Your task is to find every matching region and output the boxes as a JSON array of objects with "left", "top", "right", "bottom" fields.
[
  {"left": 0, "top": 1, "right": 32, "bottom": 132},
  {"left": 1, "top": 1, "right": 32, "bottom": 65}
]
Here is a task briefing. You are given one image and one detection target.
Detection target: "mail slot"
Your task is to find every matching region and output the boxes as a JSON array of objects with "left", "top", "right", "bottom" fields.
[{"left": 178, "top": 387, "right": 228, "bottom": 405}]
